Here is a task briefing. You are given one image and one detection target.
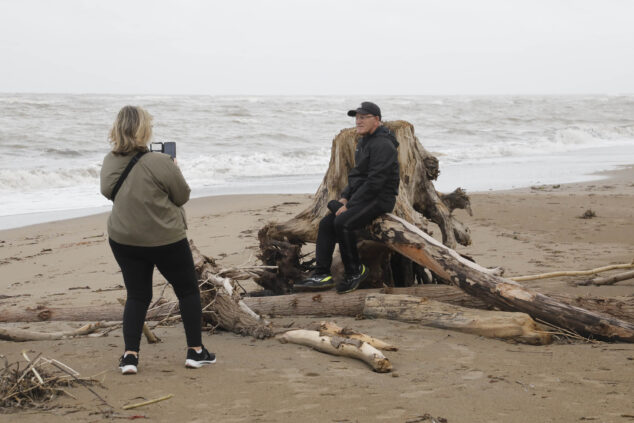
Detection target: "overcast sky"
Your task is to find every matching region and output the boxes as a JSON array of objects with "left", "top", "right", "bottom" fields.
[{"left": 1, "top": 0, "right": 633, "bottom": 95}]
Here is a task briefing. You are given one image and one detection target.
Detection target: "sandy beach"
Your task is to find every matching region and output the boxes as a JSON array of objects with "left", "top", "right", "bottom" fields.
[{"left": 1, "top": 167, "right": 633, "bottom": 422}]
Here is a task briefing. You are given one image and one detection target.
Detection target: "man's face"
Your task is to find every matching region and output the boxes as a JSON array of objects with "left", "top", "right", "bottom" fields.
[{"left": 355, "top": 114, "right": 380, "bottom": 135}]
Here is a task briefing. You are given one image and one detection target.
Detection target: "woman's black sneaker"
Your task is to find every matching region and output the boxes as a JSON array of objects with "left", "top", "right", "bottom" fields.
[
  {"left": 185, "top": 347, "right": 216, "bottom": 368},
  {"left": 119, "top": 353, "right": 138, "bottom": 375},
  {"left": 293, "top": 273, "right": 335, "bottom": 291},
  {"left": 337, "top": 264, "right": 369, "bottom": 294}
]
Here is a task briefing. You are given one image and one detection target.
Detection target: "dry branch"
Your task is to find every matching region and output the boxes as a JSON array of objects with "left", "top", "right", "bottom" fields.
[
  {"left": 318, "top": 321, "right": 397, "bottom": 351},
  {"left": 511, "top": 262, "right": 634, "bottom": 282},
  {"left": 575, "top": 270, "right": 634, "bottom": 287},
  {"left": 190, "top": 241, "right": 273, "bottom": 339},
  {"left": 277, "top": 329, "right": 392, "bottom": 372}
]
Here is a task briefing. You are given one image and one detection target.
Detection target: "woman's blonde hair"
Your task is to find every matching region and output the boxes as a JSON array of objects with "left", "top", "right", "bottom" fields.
[{"left": 109, "top": 106, "right": 153, "bottom": 154}]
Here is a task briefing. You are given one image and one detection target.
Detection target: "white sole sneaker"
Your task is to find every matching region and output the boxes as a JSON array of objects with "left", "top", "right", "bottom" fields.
[
  {"left": 120, "top": 364, "right": 137, "bottom": 375},
  {"left": 185, "top": 357, "right": 216, "bottom": 368}
]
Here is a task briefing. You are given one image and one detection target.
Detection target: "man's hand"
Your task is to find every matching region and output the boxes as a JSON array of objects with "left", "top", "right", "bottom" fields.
[
  {"left": 335, "top": 205, "right": 348, "bottom": 216},
  {"left": 338, "top": 198, "right": 348, "bottom": 205}
]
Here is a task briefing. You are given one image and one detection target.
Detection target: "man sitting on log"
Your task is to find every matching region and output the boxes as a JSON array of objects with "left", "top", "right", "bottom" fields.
[{"left": 295, "top": 101, "right": 400, "bottom": 294}]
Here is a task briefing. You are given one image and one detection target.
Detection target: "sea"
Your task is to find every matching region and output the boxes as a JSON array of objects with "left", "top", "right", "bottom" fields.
[{"left": 1, "top": 94, "right": 633, "bottom": 230}]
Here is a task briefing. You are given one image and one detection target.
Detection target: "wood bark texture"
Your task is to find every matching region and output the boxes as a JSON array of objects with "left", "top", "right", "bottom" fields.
[
  {"left": 190, "top": 241, "right": 273, "bottom": 339},
  {"left": 369, "top": 214, "right": 634, "bottom": 342},
  {"left": 318, "top": 321, "right": 397, "bottom": 351},
  {"left": 364, "top": 293, "right": 551, "bottom": 345}
]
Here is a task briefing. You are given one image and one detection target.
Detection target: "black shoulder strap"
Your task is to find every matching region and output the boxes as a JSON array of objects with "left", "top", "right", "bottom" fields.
[{"left": 111, "top": 151, "right": 147, "bottom": 201}]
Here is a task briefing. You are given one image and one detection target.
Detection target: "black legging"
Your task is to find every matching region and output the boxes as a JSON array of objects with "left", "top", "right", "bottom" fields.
[
  {"left": 109, "top": 238, "right": 202, "bottom": 352},
  {"left": 315, "top": 199, "right": 386, "bottom": 275}
]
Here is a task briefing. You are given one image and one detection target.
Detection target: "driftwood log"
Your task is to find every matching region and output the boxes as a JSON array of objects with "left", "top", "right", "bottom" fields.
[
  {"left": 4, "top": 285, "right": 631, "bottom": 326},
  {"left": 364, "top": 294, "right": 551, "bottom": 345},
  {"left": 575, "top": 270, "right": 634, "bottom": 287},
  {"left": 255, "top": 120, "right": 472, "bottom": 293},
  {"left": 0, "top": 323, "right": 111, "bottom": 342},
  {"left": 318, "top": 321, "right": 397, "bottom": 351},
  {"left": 369, "top": 214, "right": 634, "bottom": 342},
  {"left": 277, "top": 329, "right": 392, "bottom": 373},
  {"left": 242, "top": 286, "right": 634, "bottom": 325}
]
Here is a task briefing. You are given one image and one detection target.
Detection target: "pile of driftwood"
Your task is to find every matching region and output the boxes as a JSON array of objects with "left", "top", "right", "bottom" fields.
[{"left": 1, "top": 120, "right": 633, "bottom": 374}]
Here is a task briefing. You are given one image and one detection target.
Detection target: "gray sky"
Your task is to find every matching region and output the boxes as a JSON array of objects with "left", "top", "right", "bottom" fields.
[{"left": 1, "top": 0, "right": 633, "bottom": 95}]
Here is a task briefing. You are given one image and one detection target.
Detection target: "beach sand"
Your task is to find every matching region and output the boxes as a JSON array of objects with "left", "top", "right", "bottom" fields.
[{"left": 1, "top": 167, "right": 633, "bottom": 422}]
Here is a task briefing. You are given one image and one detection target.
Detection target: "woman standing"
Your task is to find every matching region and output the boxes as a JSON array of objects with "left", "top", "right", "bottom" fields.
[{"left": 100, "top": 105, "right": 215, "bottom": 374}]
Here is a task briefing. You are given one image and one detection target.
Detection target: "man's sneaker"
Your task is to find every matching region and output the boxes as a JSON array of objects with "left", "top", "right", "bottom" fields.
[
  {"left": 119, "top": 353, "right": 138, "bottom": 375},
  {"left": 185, "top": 347, "right": 216, "bottom": 368},
  {"left": 337, "top": 264, "right": 369, "bottom": 294},
  {"left": 293, "top": 273, "right": 335, "bottom": 291}
]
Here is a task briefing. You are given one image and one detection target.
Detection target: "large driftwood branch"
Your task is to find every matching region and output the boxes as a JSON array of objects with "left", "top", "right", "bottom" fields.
[
  {"left": 369, "top": 214, "right": 634, "bottom": 342},
  {"left": 277, "top": 329, "right": 392, "bottom": 373},
  {"left": 243, "top": 286, "right": 634, "bottom": 325},
  {"left": 364, "top": 294, "right": 551, "bottom": 345},
  {"left": 245, "top": 286, "right": 489, "bottom": 317},
  {"left": 2, "top": 286, "right": 632, "bottom": 325}
]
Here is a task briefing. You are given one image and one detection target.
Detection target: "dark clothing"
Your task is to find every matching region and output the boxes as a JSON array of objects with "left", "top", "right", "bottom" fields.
[
  {"left": 315, "top": 125, "right": 400, "bottom": 276},
  {"left": 315, "top": 199, "right": 386, "bottom": 275},
  {"left": 341, "top": 126, "right": 400, "bottom": 211},
  {"left": 109, "top": 238, "right": 202, "bottom": 352}
]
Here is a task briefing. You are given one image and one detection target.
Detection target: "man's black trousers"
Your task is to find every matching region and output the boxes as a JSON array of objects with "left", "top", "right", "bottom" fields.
[{"left": 315, "top": 200, "right": 386, "bottom": 276}]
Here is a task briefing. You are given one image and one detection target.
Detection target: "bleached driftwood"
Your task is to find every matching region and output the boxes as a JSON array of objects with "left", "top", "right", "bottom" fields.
[
  {"left": 0, "top": 322, "right": 111, "bottom": 342},
  {"left": 318, "top": 321, "right": 397, "bottom": 351},
  {"left": 190, "top": 241, "right": 273, "bottom": 339},
  {"left": 277, "top": 329, "right": 392, "bottom": 373},
  {"left": 364, "top": 294, "right": 551, "bottom": 345},
  {"left": 511, "top": 261, "right": 634, "bottom": 282},
  {"left": 575, "top": 270, "right": 634, "bottom": 287},
  {"left": 368, "top": 214, "right": 634, "bottom": 342}
]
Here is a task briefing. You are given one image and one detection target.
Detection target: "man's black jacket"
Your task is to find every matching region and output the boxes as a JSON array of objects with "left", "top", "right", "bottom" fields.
[{"left": 341, "top": 126, "right": 400, "bottom": 211}]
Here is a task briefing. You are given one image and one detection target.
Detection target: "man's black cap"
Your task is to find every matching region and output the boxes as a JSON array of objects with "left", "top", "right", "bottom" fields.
[{"left": 347, "top": 101, "right": 381, "bottom": 120}]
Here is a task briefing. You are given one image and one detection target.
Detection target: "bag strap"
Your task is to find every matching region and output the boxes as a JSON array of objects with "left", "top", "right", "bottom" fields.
[{"left": 111, "top": 151, "right": 147, "bottom": 201}]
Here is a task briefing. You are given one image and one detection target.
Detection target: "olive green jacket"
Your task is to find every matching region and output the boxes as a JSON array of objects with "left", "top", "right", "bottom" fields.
[{"left": 100, "top": 151, "right": 190, "bottom": 247}]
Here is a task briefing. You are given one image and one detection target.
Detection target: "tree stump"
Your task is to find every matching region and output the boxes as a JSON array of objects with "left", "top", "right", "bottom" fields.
[{"left": 256, "top": 120, "right": 472, "bottom": 293}]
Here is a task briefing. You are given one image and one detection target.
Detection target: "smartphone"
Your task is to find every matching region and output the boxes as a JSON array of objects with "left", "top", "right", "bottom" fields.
[
  {"left": 149, "top": 142, "right": 176, "bottom": 159},
  {"left": 163, "top": 142, "right": 176, "bottom": 159}
]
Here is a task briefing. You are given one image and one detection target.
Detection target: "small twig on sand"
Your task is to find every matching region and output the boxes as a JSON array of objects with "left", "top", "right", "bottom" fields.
[
  {"left": 47, "top": 360, "right": 113, "bottom": 409},
  {"left": 575, "top": 269, "right": 634, "bottom": 286},
  {"left": 511, "top": 261, "right": 634, "bottom": 282},
  {"left": 534, "top": 318, "right": 599, "bottom": 343},
  {"left": 122, "top": 393, "right": 174, "bottom": 410}
]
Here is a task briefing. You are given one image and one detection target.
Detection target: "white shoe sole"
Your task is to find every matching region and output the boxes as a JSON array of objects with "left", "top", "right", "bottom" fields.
[
  {"left": 185, "top": 358, "right": 216, "bottom": 368},
  {"left": 120, "top": 364, "right": 137, "bottom": 375}
]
